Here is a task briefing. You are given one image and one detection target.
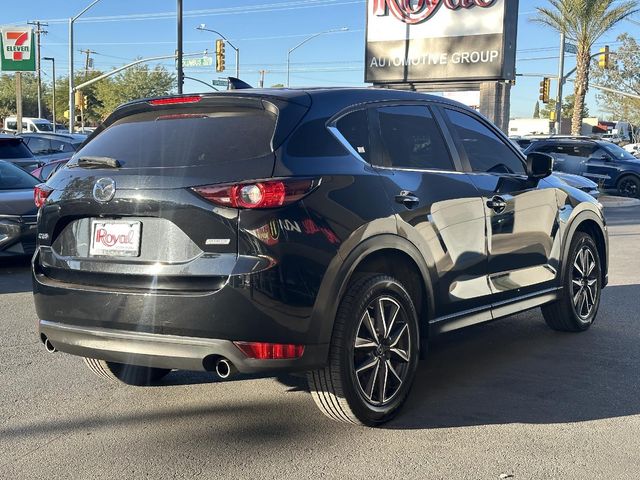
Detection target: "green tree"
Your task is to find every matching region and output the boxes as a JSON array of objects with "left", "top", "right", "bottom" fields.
[
  {"left": 591, "top": 33, "right": 640, "bottom": 129},
  {"left": 533, "top": 101, "right": 541, "bottom": 118},
  {"left": 0, "top": 73, "right": 50, "bottom": 120},
  {"left": 94, "top": 63, "right": 175, "bottom": 119},
  {"left": 535, "top": 0, "right": 638, "bottom": 134},
  {"left": 44, "top": 70, "right": 104, "bottom": 126},
  {"left": 541, "top": 94, "right": 590, "bottom": 120}
]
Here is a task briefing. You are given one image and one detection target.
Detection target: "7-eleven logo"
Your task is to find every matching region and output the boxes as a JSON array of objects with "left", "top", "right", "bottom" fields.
[{"left": 2, "top": 28, "right": 32, "bottom": 62}]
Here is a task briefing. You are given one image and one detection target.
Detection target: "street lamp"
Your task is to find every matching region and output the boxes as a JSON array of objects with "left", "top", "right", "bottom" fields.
[
  {"left": 43, "top": 57, "right": 56, "bottom": 133},
  {"left": 196, "top": 24, "right": 240, "bottom": 78},
  {"left": 69, "top": 0, "right": 103, "bottom": 133},
  {"left": 286, "top": 27, "right": 348, "bottom": 87}
]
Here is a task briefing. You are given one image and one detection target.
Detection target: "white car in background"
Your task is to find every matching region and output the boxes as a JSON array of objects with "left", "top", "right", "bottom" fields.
[{"left": 623, "top": 143, "right": 640, "bottom": 157}]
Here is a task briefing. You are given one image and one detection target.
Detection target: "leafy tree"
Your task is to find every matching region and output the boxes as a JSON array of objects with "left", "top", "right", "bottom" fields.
[
  {"left": 533, "top": 101, "right": 541, "bottom": 118},
  {"left": 535, "top": 0, "right": 638, "bottom": 134},
  {"left": 0, "top": 73, "right": 50, "bottom": 120},
  {"left": 591, "top": 33, "right": 640, "bottom": 128},
  {"left": 540, "top": 94, "right": 590, "bottom": 120}
]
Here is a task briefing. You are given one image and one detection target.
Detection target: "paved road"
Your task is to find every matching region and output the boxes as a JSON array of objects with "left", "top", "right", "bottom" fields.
[{"left": 2, "top": 207, "right": 640, "bottom": 479}]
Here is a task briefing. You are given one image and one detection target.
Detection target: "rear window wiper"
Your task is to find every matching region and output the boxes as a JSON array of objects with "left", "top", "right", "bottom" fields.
[{"left": 76, "top": 156, "right": 121, "bottom": 169}]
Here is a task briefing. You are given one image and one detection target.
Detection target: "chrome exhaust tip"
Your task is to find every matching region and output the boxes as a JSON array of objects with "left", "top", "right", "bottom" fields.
[
  {"left": 215, "top": 358, "right": 236, "bottom": 379},
  {"left": 44, "top": 338, "right": 57, "bottom": 353}
]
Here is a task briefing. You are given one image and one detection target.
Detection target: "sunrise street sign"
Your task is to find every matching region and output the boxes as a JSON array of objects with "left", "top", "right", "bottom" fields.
[
  {"left": 365, "top": 0, "right": 519, "bottom": 84},
  {"left": 1, "top": 26, "right": 36, "bottom": 72}
]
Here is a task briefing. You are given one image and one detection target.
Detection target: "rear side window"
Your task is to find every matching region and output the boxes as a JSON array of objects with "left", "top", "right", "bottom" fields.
[
  {"left": 0, "top": 139, "right": 33, "bottom": 159},
  {"left": 0, "top": 161, "right": 39, "bottom": 190},
  {"left": 50, "top": 140, "right": 76, "bottom": 153},
  {"left": 76, "top": 107, "right": 277, "bottom": 168},
  {"left": 25, "top": 137, "right": 51, "bottom": 155},
  {"left": 376, "top": 105, "right": 453, "bottom": 170},
  {"left": 335, "top": 109, "right": 370, "bottom": 162},
  {"left": 445, "top": 109, "right": 525, "bottom": 175}
]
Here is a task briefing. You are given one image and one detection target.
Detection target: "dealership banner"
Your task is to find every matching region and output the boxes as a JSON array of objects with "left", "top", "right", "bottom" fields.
[{"left": 365, "top": 0, "right": 519, "bottom": 84}]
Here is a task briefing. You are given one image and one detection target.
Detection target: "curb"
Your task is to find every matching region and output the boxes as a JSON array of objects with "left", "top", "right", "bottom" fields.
[{"left": 599, "top": 195, "right": 640, "bottom": 208}]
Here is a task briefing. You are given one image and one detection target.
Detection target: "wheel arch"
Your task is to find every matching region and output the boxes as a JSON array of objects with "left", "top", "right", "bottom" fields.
[
  {"left": 312, "top": 234, "right": 436, "bottom": 346},
  {"left": 562, "top": 209, "right": 608, "bottom": 285}
]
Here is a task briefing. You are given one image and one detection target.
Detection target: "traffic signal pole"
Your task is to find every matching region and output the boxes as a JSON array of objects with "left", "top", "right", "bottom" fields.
[
  {"left": 555, "top": 33, "right": 566, "bottom": 135},
  {"left": 177, "top": 0, "right": 183, "bottom": 94}
]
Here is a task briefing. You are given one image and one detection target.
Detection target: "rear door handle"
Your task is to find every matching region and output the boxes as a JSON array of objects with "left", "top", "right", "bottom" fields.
[
  {"left": 486, "top": 196, "right": 507, "bottom": 213},
  {"left": 395, "top": 191, "right": 420, "bottom": 209}
]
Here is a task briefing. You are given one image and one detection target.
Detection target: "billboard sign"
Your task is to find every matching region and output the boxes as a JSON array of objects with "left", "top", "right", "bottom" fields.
[
  {"left": 1, "top": 26, "right": 36, "bottom": 72},
  {"left": 365, "top": 0, "right": 518, "bottom": 84}
]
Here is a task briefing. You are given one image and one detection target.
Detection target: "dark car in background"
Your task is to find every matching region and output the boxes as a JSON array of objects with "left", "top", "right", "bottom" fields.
[
  {"left": 33, "top": 89, "right": 608, "bottom": 426},
  {"left": 0, "top": 134, "right": 44, "bottom": 172},
  {"left": 525, "top": 138, "right": 640, "bottom": 197},
  {"left": 31, "top": 157, "right": 70, "bottom": 181},
  {"left": 21, "top": 132, "right": 86, "bottom": 160},
  {"left": 0, "top": 160, "right": 39, "bottom": 257}
]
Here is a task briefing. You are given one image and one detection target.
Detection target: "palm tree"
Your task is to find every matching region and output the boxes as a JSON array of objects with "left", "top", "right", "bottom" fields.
[{"left": 535, "top": 0, "right": 639, "bottom": 134}]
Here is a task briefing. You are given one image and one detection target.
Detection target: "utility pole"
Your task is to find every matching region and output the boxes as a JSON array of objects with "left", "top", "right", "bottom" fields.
[
  {"left": 177, "top": 0, "right": 184, "bottom": 94},
  {"left": 43, "top": 57, "right": 56, "bottom": 132},
  {"left": 80, "top": 49, "right": 97, "bottom": 79},
  {"left": 555, "top": 33, "right": 566, "bottom": 135},
  {"left": 27, "top": 20, "right": 48, "bottom": 119},
  {"left": 259, "top": 70, "right": 266, "bottom": 88}
]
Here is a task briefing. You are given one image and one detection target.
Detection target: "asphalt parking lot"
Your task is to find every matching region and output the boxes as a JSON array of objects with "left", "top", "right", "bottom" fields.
[{"left": 1, "top": 207, "right": 639, "bottom": 480}]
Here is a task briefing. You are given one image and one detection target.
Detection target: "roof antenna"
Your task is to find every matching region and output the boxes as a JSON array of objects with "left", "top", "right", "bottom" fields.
[{"left": 227, "top": 77, "right": 253, "bottom": 90}]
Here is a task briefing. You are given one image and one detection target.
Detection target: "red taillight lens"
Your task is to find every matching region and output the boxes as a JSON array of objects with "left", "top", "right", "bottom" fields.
[
  {"left": 192, "top": 179, "right": 317, "bottom": 209},
  {"left": 148, "top": 95, "right": 202, "bottom": 106},
  {"left": 234, "top": 342, "right": 305, "bottom": 360},
  {"left": 34, "top": 184, "right": 53, "bottom": 208}
]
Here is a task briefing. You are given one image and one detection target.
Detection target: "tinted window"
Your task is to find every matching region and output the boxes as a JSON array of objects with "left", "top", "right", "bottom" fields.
[
  {"left": 377, "top": 105, "right": 453, "bottom": 170},
  {"left": 34, "top": 122, "right": 53, "bottom": 132},
  {"left": 25, "top": 137, "right": 51, "bottom": 155},
  {"left": 336, "top": 109, "right": 370, "bottom": 162},
  {"left": 77, "top": 107, "right": 277, "bottom": 168},
  {"left": 0, "top": 139, "right": 34, "bottom": 159},
  {"left": 446, "top": 109, "right": 525, "bottom": 175},
  {"left": 601, "top": 143, "right": 637, "bottom": 160},
  {"left": 50, "top": 140, "right": 76, "bottom": 153},
  {"left": 0, "top": 161, "right": 39, "bottom": 189}
]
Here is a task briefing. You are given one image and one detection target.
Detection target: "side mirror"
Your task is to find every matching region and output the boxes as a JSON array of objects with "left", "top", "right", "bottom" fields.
[{"left": 526, "top": 152, "right": 553, "bottom": 179}]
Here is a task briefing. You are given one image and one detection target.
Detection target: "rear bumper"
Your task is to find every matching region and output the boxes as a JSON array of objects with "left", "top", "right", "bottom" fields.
[{"left": 39, "top": 320, "right": 328, "bottom": 373}]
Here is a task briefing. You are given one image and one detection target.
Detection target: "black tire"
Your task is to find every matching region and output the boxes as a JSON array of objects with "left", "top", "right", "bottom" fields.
[
  {"left": 617, "top": 175, "right": 640, "bottom": 198},
  {"left": 542, "top": 232, "right": 602, "bottom": 332},
  {"left": 307, "top": 274, "right": 420, "bottom": 426},
  {"left": 83, "top": 358, "right": 171, "bottom": 386}
]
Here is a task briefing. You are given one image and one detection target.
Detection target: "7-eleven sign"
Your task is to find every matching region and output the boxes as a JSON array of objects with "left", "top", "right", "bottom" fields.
[{"left": 1, "top": 27, "right": 35, "bottom": 72}]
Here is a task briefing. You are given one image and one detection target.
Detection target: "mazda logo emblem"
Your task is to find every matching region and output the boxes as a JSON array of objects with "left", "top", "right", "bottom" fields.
[{"left": 93, "top": 178, "right": 116, "bottom": 203}]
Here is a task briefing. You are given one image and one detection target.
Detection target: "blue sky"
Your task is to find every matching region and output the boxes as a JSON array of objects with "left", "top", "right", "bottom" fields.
[{"left": 1, "top": 0, "right": 638, "bottom": 118}]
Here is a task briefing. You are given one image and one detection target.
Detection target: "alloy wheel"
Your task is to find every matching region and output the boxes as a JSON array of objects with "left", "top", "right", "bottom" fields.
[
  {"left": 619, "top": 178, "right": 639, "bottom": 197},
  {"left": 353, "top": 296, "right": 411, "bottom": 406},
  {"left": 571, "top": 246, "right": 598, "bottom": 320}
]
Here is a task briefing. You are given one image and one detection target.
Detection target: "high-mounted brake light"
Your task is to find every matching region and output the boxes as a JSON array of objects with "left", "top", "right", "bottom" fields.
[
  {"left": 234, "top": 342, "right": 305, "bottom": 360},
  {"left": 34, "top": 184, "right": 53, "bottom": 208},
  {"left": 192, "top": 179, "right": 317, "bottom": 209},
  {"left": 148, "top": 95, "right": 202, "bottom": 106}
]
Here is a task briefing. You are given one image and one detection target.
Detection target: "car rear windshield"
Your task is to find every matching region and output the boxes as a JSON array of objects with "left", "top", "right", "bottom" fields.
[
  {"left": 75, "top": 107, "right": 277, "bottom": 168},
  {"left": 0, "top": 161, "right": 39, "bottom": 190},
  {"left": 0, "top": 139, "right": 34, "bottom": 159}
]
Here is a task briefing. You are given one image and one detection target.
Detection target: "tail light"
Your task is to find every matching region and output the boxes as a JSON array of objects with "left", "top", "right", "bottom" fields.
[
  {"left": 34, "top": 184, "right": 53, "bottom": 208},
  {"left": 148, "top": 95, "right": 202, "bottom": 106},
  {"left": 192, "top": 179, "right": 318, "bottom": 209},
  {"left": 234, "top": 342, "right": 305, "bottom": 360}
]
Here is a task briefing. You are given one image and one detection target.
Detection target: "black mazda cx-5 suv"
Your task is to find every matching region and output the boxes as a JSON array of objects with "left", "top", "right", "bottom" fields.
[{"left": 33, "top": 88, "right": 608, "bottom": 426}]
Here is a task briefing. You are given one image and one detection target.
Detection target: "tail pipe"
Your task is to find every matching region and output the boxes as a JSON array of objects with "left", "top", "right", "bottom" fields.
[
  {"left": 215, "top": 358, "right": 237, "bottom": 380},
  {"left": 43, "top": 337, "right": 57, "bottom": 353}
]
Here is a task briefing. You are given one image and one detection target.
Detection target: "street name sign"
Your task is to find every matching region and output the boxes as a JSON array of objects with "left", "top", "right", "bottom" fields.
[
  {"left": 365, "top": 0, "right": 519, "bottom": 84},
  {"left": 183, "top": 57, "right": 213, "bottom": 68},
  {"left": 1, "top": 26, "right": 35, "bottom": 72}
]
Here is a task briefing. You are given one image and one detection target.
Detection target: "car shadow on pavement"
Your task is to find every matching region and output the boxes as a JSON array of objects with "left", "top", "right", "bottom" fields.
[
  {"left": 387, "top": 284, "right": 640, "bottom": 430},
  {"left": 0, "top": 257, "right": 33, "bottom": 294}
]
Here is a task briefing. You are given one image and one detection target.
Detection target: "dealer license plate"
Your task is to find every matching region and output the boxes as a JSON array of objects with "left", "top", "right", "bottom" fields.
[{"left": 89, "top": 221, "right": 141, "bottom": 257}]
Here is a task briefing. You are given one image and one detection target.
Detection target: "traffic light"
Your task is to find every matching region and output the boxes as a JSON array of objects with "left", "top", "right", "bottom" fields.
[
  {"left": 74, "top": 90, "right": 83, "bottom": 110},
  {"left": 599, "top": 46, "right": 611, "bottom": 69},
  {"left": 216, "top": 39, "right": 226, "bottom": 73},
  {"left": 82, "top": 95, "right": 89, "bottom": 110},
  {"left": 539, "top": 77, "right": 551, "bottom": 104}
]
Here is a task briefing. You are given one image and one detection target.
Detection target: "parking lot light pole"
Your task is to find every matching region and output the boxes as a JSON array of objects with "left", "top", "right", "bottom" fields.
[
  {"left": 43, "top": 57, "right": 56, "bottom": 133},
  {"left": 69, "top": 0, "right": 103, "bottom": 133},
  {"left": 286, "top": 27, "right": 348, "bottom": 87},
  {"left": 196, "top": 25, "right": 240, "bottom": 78}
]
